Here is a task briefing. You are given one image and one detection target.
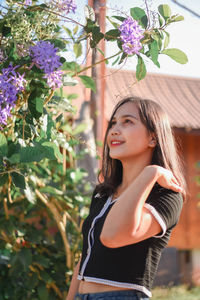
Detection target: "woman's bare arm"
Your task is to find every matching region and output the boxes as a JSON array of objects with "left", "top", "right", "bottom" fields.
[
  {"left": 100, "top": 165, "right": 182, "bottom": 248},
  {"left": 66, "top": 259, "right": 81, "bottom": 300}
]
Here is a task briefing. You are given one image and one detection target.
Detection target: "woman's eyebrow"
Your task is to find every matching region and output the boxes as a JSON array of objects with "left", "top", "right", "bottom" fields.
[{"left": 113, "top": 114, "right": 139, "bottom": 120}]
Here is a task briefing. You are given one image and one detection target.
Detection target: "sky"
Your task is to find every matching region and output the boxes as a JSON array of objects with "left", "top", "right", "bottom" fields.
[{"left": 73, "top": 0, "right": 200, "bottom": 78}]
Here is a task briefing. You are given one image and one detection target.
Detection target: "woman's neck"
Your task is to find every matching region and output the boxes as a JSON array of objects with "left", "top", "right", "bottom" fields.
[{"left": 117, "top": 154, "right": 153, "bottom": 196}]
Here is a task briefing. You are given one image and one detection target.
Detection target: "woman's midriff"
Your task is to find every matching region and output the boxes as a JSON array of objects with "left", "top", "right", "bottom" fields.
[{"left": 78, "top": 280, "right": 132, "bottom": 294}]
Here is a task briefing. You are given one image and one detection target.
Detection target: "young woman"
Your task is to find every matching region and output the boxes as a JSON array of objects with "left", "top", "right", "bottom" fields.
[{"left": 67, "top": 97, "right": 186, "bottom": 300}]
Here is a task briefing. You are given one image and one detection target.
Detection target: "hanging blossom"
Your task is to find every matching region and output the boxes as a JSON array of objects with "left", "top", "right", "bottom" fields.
[
  {"left": 29, "top": 41, "right": 63, "bottom": 89},
  {"left": 51, "top": 0, "right": 77, "bottom": 14},
  {"left": 44, "top": 70, "right": 63, "bottom": 90},
  {"left": 119, "top": 17, "right": 144, "bottom": 55},
  {"left": 0, "top": 65, "right": 27, "bottom": 127}
]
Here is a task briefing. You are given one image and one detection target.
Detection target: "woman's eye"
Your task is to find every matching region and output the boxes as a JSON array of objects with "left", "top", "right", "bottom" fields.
[
  {"left": 124, "top": 119, "right": 132, "bottom": 124},
  {"left": 110, "top": 121, "right": 116, "bottom": 127}
]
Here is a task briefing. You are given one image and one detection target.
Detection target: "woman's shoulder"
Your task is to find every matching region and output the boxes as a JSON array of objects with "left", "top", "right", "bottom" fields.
[{"left": 147, "top": 182, "right": 183, "bottom": 208}]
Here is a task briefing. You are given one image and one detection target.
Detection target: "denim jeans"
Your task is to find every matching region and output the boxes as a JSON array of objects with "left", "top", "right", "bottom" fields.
[{"left": 74, "top": 290, "right": 149, "bottom": 300}]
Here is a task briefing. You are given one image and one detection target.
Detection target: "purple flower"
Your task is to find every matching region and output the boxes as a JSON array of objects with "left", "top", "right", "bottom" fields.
[
  {"left": 29, "top": 41, "right": 62, "bottom": 74},
  {"left": 119, "top": 17, "right": 144, "bottom": 55},
  {"left": 24, "top": 0, "right": 32, "bottom": 6},
  {"left": 44, "top": 70, "right": 63, "bottom": 90},
  {"left": 51, "top": 0, "right": 77, "bottom": 14},
  {"left": 0, "top": 65, "right": 27, "bottom": 127}
]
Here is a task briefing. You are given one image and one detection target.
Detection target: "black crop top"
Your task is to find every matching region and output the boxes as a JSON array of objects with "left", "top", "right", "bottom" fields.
[{"left": 77, "top": 183, "right": 183, "bottom": 297}]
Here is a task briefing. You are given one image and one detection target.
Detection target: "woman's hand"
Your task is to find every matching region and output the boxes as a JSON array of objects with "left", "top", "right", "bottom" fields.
[{"left": 149, "top": 165, "right": 183, "bottom": 193}]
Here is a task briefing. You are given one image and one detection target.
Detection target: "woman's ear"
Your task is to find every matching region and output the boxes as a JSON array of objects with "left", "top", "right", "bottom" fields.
[{"left": 149, "top": 135, "right": 157, "bottom": 148}]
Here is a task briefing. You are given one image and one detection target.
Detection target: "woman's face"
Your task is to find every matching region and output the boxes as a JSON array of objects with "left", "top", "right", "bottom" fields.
[{"left": 107, "top": 102, "right": 155, "bottom": 161}]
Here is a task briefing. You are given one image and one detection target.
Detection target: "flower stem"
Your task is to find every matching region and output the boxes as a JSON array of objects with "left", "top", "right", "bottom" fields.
[{"left": 74, "top": 50, "right": 123, "bottom": 76}]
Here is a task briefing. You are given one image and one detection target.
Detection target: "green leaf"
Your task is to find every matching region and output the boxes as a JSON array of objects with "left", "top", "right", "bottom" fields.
[
  {"left": 7, "top": 153, "right": 20, "bottom": 164},
  {"left": 41, "top": 141, "right": 63, "bottom": 161},
  {"left": 0, "top": 133, "right": 8, "bottom": 156},
  {"left": 84, "top": 5, "right": 95, "bottom": 21},
  {"left": 73, "top": 43, "right": 82, "bottom": 58},
  {"left": 84, "top": 18, "right": 95, "bottom": 34},
  {"left": 73, "top": 25, "right": 79, "bottom": 35},
  {"left": 106, "top": 16, "right": 119, "bottom": 29},
  {"left": 161, "top": 48, "right": 188, "bottom": 64},
  {"left": 79, "top": 75, "right": 96, "bottom": 92},
  {"left": 91, "top": 26, "right": 104, "bottom": 48},
  {"left": 18, "top": 248, "right": 32, "bottom": 271},
  {"left": 11, "top": 172, "right": 26, "bottom": 189},
  {"left": 37, "top": 283, "right": 49, "bottom": 300},
  {"left": 28, "top": 91, "right": 44, "bottom": 119},
  {"left": 130, "top": 7, "right": 148, "bottom": 28},
  {"left": 105, "top": 29, "right": 119, "bottom": 41},
  {"left": 61, "top": 61, "right": 80, "bottom": 72},
  {"left": 158, "top": 15, "right": 164, "bottom": 27},
  {"left": 163, "top": 31, "right": 170, "bottom": 49},
  {"left": 158, "top": 4, "right": 171, "bottom": 20},
  {"left": 45, "top": 39, "right": 66, "bottom": 50},
  {"left": 170, "top": 15, "right": 184, "bottom": 22},
  {"left": 118, "top": 52, "right": 127, "bottom": 64},
  {"left": 20, "top": 145, "right": 55, "bottom": 163},
  {"left": 2, "top": 25, "right": 11, "bottom": 37},
  {"left": 112, "top": 55, "right": 120, "bottom": 66},
  {"left": 149, "top": 40, "right": 159, "bottom": 66},
  {"left": 97, "top": 48, "right": 105, "bottom": 57},
  {"left": 112, "top": 16, "right": 126, "bottom": 22},
  {"left": 136, "top": 56, "right": 146, "bottom": 81}
]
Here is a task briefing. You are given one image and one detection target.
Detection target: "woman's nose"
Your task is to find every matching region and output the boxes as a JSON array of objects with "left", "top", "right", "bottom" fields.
[{"left": 110, "top": 126, "right": 121, "bottom": 135}]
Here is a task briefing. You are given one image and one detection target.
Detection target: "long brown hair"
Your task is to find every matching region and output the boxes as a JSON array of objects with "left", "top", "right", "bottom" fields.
[{"left": 96, "top": 96, "right": 186, "bottom": 199}]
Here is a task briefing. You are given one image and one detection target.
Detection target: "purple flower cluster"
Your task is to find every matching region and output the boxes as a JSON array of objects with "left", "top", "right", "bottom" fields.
[
  {"left": 119, "top": 17, "right": 144, "bottom": 55},
  {"left": 51, "top": 0, "right": 77, "bottom": 14},
  {"left": 29, "top": 41, "right": 62, "bottom": 74},
  {"left": 29, "top": 41, "right": 63, "bottom": 90},
  {"left": 0, "top": 65, "right": 26, "bottom": 126}
]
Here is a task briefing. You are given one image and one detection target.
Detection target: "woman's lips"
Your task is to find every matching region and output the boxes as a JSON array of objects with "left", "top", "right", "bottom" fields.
[{"left": 110, "top": 140, "right": 125, "bottom": 146}]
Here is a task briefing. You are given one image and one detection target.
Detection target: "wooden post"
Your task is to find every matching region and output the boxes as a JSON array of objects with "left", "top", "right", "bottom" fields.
[{"left": 87, "top": 0, "right": 107, "bottom": 149}]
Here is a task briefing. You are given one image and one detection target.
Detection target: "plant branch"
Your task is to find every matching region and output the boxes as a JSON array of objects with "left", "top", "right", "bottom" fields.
[
  {"left": 3, "top": 198, "right": 9, "bottom": 220},
  {"left": 44, "top": 89, "right": 54, "bottom": 105},
  {"left": 35, "top": 189, "right": 72, "bottom": 268}
]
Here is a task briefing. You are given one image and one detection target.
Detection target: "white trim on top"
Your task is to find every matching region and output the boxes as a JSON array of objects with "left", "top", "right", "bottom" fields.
[
  {"left": 144, "top": 203, "right": 167, "bottom": 238},
  {"left": 79, "top": 196, "right": 112, "bottom": 277},
  {"left": 77, "top": 275, "right": 152, "bottom": 298}
]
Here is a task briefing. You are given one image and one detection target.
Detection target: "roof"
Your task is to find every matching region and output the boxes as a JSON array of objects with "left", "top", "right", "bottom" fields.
[
  {"left": 105, "top": 69, "right": 200, "bottom": 130},
  {"left": 64, "top": 69, "right": 200, "bottom": 130}
]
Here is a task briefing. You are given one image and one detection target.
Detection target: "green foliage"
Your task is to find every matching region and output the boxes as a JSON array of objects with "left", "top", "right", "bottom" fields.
[
  {"left": 161, "top": 48, "right": 188, "bottom": 64},
  {"left": 79, "top": 75, "right": 96, "bottom": 92},
  {"left": 136, "top": 56, "right": 146, "bottom": 81},
  {"left": 130, "top": 7, "right": 148, "bottom": 28},
  {"left": 152, "top": 285, "right": 200, "bottom": 300}
]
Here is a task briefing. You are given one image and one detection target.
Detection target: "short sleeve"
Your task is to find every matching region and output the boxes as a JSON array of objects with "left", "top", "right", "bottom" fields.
[{"left": 144, "top": 184, "right": 183, "bottom": 238}]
